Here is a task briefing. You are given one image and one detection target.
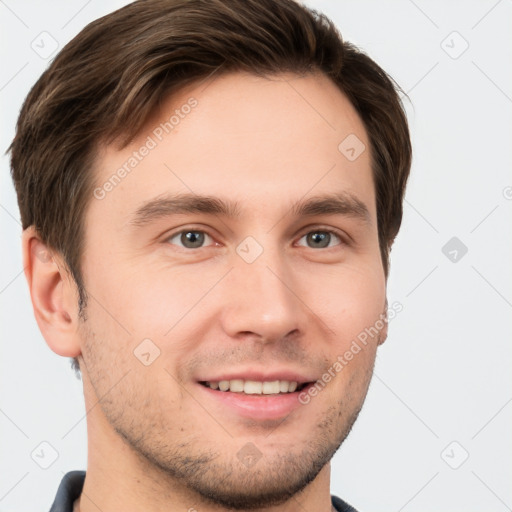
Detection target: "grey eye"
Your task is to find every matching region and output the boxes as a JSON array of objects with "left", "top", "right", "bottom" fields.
[
  {"left": 297, "top": 230, "right": 342, "bottom": 249},
  {"left": 168, "top": 230, "right": 213, "bottom": 249}
]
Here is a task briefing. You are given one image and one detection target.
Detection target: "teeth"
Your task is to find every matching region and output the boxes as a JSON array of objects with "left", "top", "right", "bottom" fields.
[
  {"left": 229, "top": 379, "right": 244, "bottom": 392},
  {"left": 262, "top": 381, "right": 280, "bottom": 394},
  {"left": 205, "top": 379, "right": 302, "bottom": 394},
  {"left": 244, "top": 381, "right": 262, "bottom": 394}
]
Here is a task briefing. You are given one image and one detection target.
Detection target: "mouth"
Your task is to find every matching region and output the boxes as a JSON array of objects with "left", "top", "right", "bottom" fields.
[
  {"left": 199, "top": 379, "right": 312, "bottom": 395},
  {"left": 196, "top": 378, "right": 317, "bottom": 420}
]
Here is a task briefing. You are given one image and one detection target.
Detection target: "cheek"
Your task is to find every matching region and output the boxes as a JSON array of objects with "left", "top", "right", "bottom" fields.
[
  {"left": 304, "top": 263, "right": 386, "bottom": 339},
  {"left": 305, "top": 264, "right": 385, "bottom": 401},
  {"left": 86, "top": 256, "right": 207, "bottom": 334},
  {"left": 89, "top": 261, "right": 222, "bottom": 372}
]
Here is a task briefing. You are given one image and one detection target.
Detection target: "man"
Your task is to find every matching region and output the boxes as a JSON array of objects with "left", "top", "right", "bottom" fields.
[{"left": 9, "top": 0, "right": 411, "bottom": 511}]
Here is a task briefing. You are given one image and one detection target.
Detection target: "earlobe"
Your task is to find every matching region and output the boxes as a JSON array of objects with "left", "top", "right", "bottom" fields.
[{"left": 22, "top": 227, "right": 82, "bottom": 358}]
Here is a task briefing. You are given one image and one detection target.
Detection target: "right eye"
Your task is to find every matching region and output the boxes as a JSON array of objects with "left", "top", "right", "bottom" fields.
[{"left": 165, "top": 229, "right": 216, "bottom": 250}]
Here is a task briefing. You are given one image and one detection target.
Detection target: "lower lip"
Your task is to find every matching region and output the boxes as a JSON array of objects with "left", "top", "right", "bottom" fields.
[{"left": 196, "top": 383, "right": 313, "bottom": 420}]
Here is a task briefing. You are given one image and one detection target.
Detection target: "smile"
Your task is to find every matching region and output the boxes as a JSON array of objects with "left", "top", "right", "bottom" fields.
[{"left": 199, "top": 379, "right": 311, "bottom": 395}]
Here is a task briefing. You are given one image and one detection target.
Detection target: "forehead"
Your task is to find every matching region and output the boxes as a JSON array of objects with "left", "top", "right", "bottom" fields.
[{"left": 91, "top": 71, "right": 375, "bottom": 227}]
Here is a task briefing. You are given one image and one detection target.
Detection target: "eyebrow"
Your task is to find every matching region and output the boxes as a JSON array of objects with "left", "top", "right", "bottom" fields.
[{"left": 129, "top": 191, "right": 372, "bottom": 227}]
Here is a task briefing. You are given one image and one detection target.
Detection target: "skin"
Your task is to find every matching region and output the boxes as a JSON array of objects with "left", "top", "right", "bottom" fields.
[{"left": 23, "top": 71, "right": 388, "bottom": 512}]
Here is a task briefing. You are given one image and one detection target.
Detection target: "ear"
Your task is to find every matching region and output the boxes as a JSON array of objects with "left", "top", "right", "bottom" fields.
[
  {"left": 377, "top": 298, "right": 388, "bottom": 346},
  {"left": 22, "top": 226, "right": 82, "bottom": 358}
]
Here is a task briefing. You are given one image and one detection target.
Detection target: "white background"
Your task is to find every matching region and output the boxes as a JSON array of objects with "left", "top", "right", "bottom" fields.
[{"left": 1, "top": 1, "right": 511, "bottom": 511}]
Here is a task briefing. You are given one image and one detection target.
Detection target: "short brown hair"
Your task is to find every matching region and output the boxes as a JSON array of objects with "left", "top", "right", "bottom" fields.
[{"left": 8, "top": 0, "right": 411, "bottom": 375}]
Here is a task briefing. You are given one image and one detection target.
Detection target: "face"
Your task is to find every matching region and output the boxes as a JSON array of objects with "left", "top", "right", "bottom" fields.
[{"left": 79, "top": 71, "right": 387, "bottom": 509}]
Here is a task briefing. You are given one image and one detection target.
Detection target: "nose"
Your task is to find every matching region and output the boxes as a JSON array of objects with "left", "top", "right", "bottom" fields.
[{"left": 218, "top": 242, "right": 304, "bottom": 344}]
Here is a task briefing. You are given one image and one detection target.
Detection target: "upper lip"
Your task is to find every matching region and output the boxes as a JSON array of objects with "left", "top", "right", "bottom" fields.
[{"left": 197, "top": 370, "right": 317, "bottom": 384}]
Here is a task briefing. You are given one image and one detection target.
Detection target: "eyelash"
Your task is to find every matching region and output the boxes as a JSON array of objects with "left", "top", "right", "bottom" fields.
[{"left": 164, "top": 226, "right": 347, "bottom": 251}]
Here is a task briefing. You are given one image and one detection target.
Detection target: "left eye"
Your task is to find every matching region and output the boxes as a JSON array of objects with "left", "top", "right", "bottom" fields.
[
  {"left": 166, "top": 229, "right": 343, "bottom": 250},
  {"left": 296, "top": 230, "right": 343, "bottom": 249}
]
